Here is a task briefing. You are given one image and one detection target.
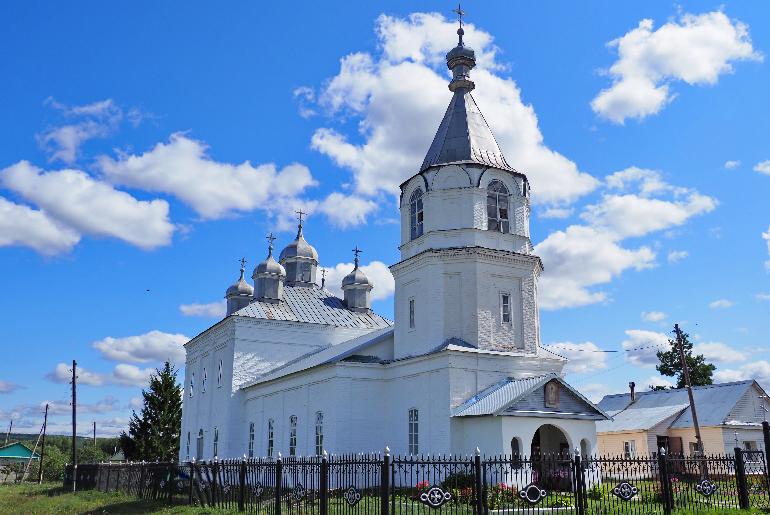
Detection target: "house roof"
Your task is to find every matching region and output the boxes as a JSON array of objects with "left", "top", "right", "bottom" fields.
[
  {"left": 232, "top": 285, "right": 392, "bottom": 330},
  {"left": 597, "top": 380, "right": 762, "bottom": 428},
  {"left": 452, "top": 373, "right": 609, "bottom": 419},
  {"left": 0, "top": 442, "right": 39, "bottom": 460},
  {"left": 596, "top": 404, "right": 690, "bottom": 433}
]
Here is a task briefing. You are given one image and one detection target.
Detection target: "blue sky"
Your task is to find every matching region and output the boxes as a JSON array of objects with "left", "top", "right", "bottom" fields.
[{"left": 1, "top": 1, "right": 769, "bottom": 436}]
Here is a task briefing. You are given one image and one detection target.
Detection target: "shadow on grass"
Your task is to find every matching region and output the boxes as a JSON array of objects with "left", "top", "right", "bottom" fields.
[{"left": 78, "top": 498, "right": 170, "bottom": 514}]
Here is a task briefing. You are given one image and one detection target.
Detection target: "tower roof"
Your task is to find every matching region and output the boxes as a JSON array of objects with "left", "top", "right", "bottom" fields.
[{"left": 226, "top": 259, "right": 255, "bottom": 298}]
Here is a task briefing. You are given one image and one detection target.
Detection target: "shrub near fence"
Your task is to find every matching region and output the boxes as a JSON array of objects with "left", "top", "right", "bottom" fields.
[{"left": 65, "top": 448, "right": 770, "bottom": 514}]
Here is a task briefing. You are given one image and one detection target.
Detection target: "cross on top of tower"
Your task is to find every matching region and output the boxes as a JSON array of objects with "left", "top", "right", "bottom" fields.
[
  {"left": 239, "top": 257, "right": 247, "bottom": 271},
  {"left": 296, "top": 209, "right": 306, "bottom": 226},
  {"left": 352, "top": 245, "right": 362, "bottom": 268},
  {"left": 266, "top": 232, "right": 276, "bottom": 256},
  {"left": 452, "top": 4, "right": 466, "bottom": 45}
]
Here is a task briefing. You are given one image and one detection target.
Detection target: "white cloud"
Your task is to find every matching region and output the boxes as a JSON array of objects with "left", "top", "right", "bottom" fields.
[
  {"left": 536, "top": 225, "right": 655, "bottom": 310},
  {"left": 98, "top": 133, "right": 317, "bottom": 221},
  {"left": 542, "top": 342, "right": 608, "bottom": 374},
  {"left": 709, "top": 298, "right": 734, "bottom": 309},
  {"left": 92, "top": 330, "right": 188, "bottom": 364},
  {"left": 723, "top": 160, "right": 741, "bottom": 170},
  {"left": 46, "top": 362, "right": 156, "bottom": 387},
  {"left": 642, "top": 311, "right": 667, "bottom": 322},
  {"left": 315, "top": 192, "right": 378, "bottom": 228},
  {"left": 622, "top": 329, "right": 670, "bottom": 366},
  {"left": 715, "top": 361, "right": 770, "bottom": 387},
  {"left": 0, "top": 380, "right": 22, "bottom": 394},
  {"left": 642, "top": 375, "right": 675, "bottom": 390},
  {"left": 692, "top": 341, "right": 746, "bottom": 363},
  {"left": 1, "top": 161, "right": 174, "bottom": 249},
  {"left": 605, "top": 167, "right": 678, "bottom": 196},
  {"left": 667, "top": 250, "right": 689, "bottom": 263},
  {"left": 0, "top": 196, "right": 80, "bottom": 254},
  {"left": 322, "top": 260, "right": 395, "bottom": 302},
  {"left": 764, "top": 228, "right": 770, "bottom": 270},
  {"left": 592, "top": 11, "right": 761, "bottom": 123},
  {"left": 307, "top": 12, "right": 597, "bottom": 206},
  {"left": 128, "top": 396, "right": 143, "bottom": 410},
  {"left": 754, "top": 160, "right": 770, "bottom": 175},
  {"left": 756, "top": 293, "right": 770, "bottom": 301},
  {"left": 578, "top": 383, "right": 614, "bottom": 403},
  {"left": 539, "top": 207, "right": 573, "bottom": 219},
  {"left": 179, "top": 301, "right": 227, "bottom": 318}
]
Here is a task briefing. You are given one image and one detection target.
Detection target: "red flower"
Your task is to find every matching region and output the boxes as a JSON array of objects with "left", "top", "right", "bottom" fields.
[{"left": 416, "top": 480, "right": 430, "bottom": 489}]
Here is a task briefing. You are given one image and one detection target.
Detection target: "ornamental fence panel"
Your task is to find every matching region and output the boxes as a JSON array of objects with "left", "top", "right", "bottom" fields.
[{"left": 64, "top": 449, "right": 770, "bottom": 514}]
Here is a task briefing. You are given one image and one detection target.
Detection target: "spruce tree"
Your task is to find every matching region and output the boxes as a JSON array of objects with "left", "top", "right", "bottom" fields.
[
  {"left": 655, "top": 327, "right": 716, "bottom": 388},
  {"left": 120, "top": 362, "right": 182, "bottom": 461}
]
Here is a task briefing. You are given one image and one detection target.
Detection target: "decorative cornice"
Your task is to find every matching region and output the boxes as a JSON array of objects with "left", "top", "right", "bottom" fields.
[{"left": 391, "top": 245, "right": 543, "bottom": 274}]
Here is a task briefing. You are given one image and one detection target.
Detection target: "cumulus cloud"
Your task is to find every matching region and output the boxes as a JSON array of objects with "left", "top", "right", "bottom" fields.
[
  {"left": 322, "top": 260, "right": 395, "bottom": 302},
  {"left": 542, "top": 342, "right": 609, "bottom": 374},
  {"left": 0, "top": 196, "right": 81, "bottom": 254},
  {"left": 756, "top": 293, "right": 770, "bottom": 302},
  {"left": 578, "top": 383, "right": 614, "bottom": 403},
  {"left": 715, "top": 360, "right": 770, "bottom": 386},
  {"left": 643, "top": 375, "right": 675, "bottom": 390},
  {"left": 539, "top": 207, "right": 573, "bottom": 219},
  {"left": 315, "top": 193, "right": 378, "bottom": 228},
  {"left": 46, "top": 362, "right": 156, "bottom": 387},
  {"left": 723, "top": 160, "right": 741, "bottom": 170},
  {"left": 92, "top": 330, "right": 188, "bottom": 364},
  {"left": 622, "top": 329, "right": 670, "bottom": 366},
  {"left": 667, "top": 250, "right": 689, "bottom": 263},
  {"left": 764, "top": 228, "right": 770, "bottom": 270},
  {"left": 179, "top": 301, "right": 227, "bottom": 318},
  {"left": 754, "top": 160, "right": 770, "bottom": 175},
  {"left": 1, "top": 161, "right": 174, "bottom": 250},
  {"left": 97, "top": 133, "right": 317, "bottom": 221},
  {"left": 306, "top": 12, "right": 597, "bottom": 206},
  {"left": 692, "top": 341, "right": 746, "bottom": 363},
  {"left": 0, "top": 380, "right": 22, "bottom": 394},
  {"left": 591, "top": 11, "right": 761, "bottom": 123},
  {"left": 642, "top": 311, "right": 667, "bottom": 322},
  {"left": 709, "top": 298, "right": 734, "bottom": 309}
]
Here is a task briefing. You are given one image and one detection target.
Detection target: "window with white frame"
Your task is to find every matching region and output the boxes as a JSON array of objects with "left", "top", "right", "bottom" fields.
[
  {"left": 189, "top": 373, "right": 195, "bottom": 397},
  {"left": 289, "top": 415, "right": 298, "bottom": 456},
  {"left": 213, "top": 426, "right": 219, "bottom": 457},
  {"left": 623, "top": 440, "right": 636, "bottom": 459},
  {"left": 409, "top": 298, "right": 415, "bottom": 329},
  {"left": 248, "top": 422, "right": 255, "bottom": 458},
  {"left": 202, "top": 368, "right": 207, "bottom": 393},
  {"left": 688, "top": 442, "right": 701, "bottom": 456},
  {"left": 267, "top": 419, "right": 274, "bottom": 458},
  {"left": 409, "top": 189, "right": 424, "bottom": 240},
  {"left": 218, "top": 359, "right": 223, "bottom": 387},
  {"left": 315, "top": 412, "right": 324, "bottom": 456},
  {"left": 500, "top": 293, "right": 511, "bottom": 324},
  {"left": 408, "top": 408, "right": 419, "bottom": 455},
  {"left": 186, "top": 431, "right": 190, "bottom": 460},
  {"left": 196, "top": 429, "right": 204, "bottom": 459},
  {"left": 486, "top": 180, "right": 510, "bottom": 232}
]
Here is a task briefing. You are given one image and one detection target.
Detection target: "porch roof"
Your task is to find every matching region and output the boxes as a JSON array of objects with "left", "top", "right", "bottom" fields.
[{"left": 596, "top": 404, "right": 689, "bottom": 433}]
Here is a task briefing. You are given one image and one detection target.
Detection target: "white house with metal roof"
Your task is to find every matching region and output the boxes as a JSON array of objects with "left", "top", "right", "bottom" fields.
[
  {"left": 596, "top": 380, "right": 770, "bottom": 457},
  {"left": 179, "top": 24, "right": 608, "bottom": 462}
]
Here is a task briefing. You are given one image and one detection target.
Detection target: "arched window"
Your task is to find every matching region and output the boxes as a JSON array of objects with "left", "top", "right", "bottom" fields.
[
  {"left": 196, "top": 429, "right": 204, "bottom": 459},
  {"left": 409, "top": 189, "right": 424, "bottom": 240},
  {"left": 511, "top": 437, "right": 522, "bottom": 469},
  {"left": 186, "top": 431, "right": 190, "bottom": 460},
  {"left": 289, "top": 415, "right": 298, "bottom": 456},
  {"left": 189, "top": 373, "right": 195, "bottom": 397},
  {"left": 315, "top": 412, "right": 324, "bottom": 456},
  {"left": 202, "top": 368, "right": 207, "bottom": 393},
  {"left": 267, "top": 419, "right": 274, "bottom": 458},
  {"left": 408, "top": 408, "right": 419, "bottom": 455},
  {"left": 218, "top": 359, "right": 223, "bottom": 387},
  {"left": 487, "top": 180, "right": 510, "bottom": 233}
]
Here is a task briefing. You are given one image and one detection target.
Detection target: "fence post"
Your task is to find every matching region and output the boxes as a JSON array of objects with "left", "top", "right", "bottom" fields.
[
  {"left": 381, "top": 447, "right": 390, "bottom": 515},
  {"left": 573, "top": 449, "right": 586, "bottom": 515},
  {"left": 275, "top": 454, "right": 283, "bottom": 515},
  {"left": 238, "top": 456, "right": 246, "bottom": 512},
  {"left": 735, "top": 447, "right": 750, "bottom": 509},
  {"left": 474, "top": 448, "right": 484, "bottom": 515},
  {"left": 320, "top": 451, "right": 329, "bottom": 515},
  {"left": 763, "top": 421, "right": 770, "bottom": 484},
  {"left": 188, "top": 460, "right": 194, "bottom": 505},
  {"left": 657, "top": 448, "right": 672, "bottom": 514}
]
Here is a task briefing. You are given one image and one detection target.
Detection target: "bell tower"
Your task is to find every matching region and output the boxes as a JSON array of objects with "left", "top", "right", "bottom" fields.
[{"left": 391, "top": 20, "right": 542, "bottom": 359}]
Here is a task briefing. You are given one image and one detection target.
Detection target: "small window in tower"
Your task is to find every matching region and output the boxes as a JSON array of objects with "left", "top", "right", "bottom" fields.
[
  {"left": 501, "top": 293, "right": 511, "bottom": 324},
  {"left": 409, "top": 298, "right": 415, "bottom": 329},
  {"left": 202, "top": 368, "right": 207, "bottom": 393},
  {"left": 218, "top": 359, "right": 223, "bottom": 387},
  {"left": 289, "top": 415, "right": 298, "bottom": 456},
  {"left": 487, "top": 180, "right": 510, "bottom": 233},
  {"left": 189, "top": 373, "right": 195, "bottom": 397},
  {"left": 409, "top": 189, "right": 424, "bottom": 240}
]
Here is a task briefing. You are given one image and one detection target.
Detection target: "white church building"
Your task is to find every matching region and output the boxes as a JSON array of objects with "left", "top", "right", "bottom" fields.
[{"left": 180, "top": 26, "right": 608, "bottom": 462}]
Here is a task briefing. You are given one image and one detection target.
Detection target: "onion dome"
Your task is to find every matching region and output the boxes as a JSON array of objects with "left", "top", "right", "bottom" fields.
[
  {"left": 225, "top": 258, "right": 254, "bottom": 316},
  {"left": 279, "top": 222, "right": 318, "bottom": 261},
  {"left": 342, "top": 246, "right": 373, "bottom": 312},
  {"left": 253, "top": 233, "right": 285, "bottom": 304},
  {"left": 279, "top": 212, "right": 318, "bottom": 287}
]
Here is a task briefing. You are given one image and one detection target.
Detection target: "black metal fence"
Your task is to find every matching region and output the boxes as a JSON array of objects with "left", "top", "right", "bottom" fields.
[{"left": 65, "top": 448, "right": 770, "bottom": 514}]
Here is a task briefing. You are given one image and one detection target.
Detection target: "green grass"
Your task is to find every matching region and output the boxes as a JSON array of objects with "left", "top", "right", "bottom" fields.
[{"left": 0, "top": 483, "right": 240, "bottom": 514}]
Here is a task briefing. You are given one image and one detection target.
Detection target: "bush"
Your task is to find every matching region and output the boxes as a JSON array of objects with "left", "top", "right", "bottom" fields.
[{"left": 441, "top": 471, "right": 475, "bottom": 490}]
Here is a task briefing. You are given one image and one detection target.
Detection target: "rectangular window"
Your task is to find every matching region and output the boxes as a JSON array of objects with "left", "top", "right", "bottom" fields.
[
  {"left": 189, "top": 373, "right": 195, "bottom": 397},
  {"left": 248, "top": 422, "right": 255, "bottom": 458},
  {"left": 213, "top": 427, "right": 219, "bottom": 457},
  {"left": 186, "top": 431, "right": 190, "bottom": 460},
  {"left": 409, "top": 298, "right": 415, "bottom": 329},
  {"left": 408, "top": 408, "right": 419, "bottom": 455},
  {"left": 743, "top": 441, "right": 757, "bottom": 451},
  {"left": 688, "top": 441, "right": 701, "bottom": 456},
  {"left": 267, "top": 419, "right": 274, "bottom": 458},
  {"left": 218, "top": 359, "right": 223, "bottom": 387},
  {"left": 202, "top": 368, "right": 207, "bottom": 393},
  {"left": 315, "top": 412, "right": 324, "bottom": 456},
  {"left": 501, "top": 293, "right": 511, "bottom": 324},
  {"left": 623, "top": 440, "right": 636, "bottom": 459},
  {"left": 289, "top": 415, "right": 297, "bottom": 456},
  {"left": 196, "top": 430, "right": 203, "bottom": 459}
]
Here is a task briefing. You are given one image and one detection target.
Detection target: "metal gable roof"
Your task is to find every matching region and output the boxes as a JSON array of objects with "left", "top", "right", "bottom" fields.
[
  {"left": 596, "top": 404, "right": 690, "bottom": 433},
  {"left": 232, "top": 285, "right": 392, "bottom": 330},
  {"left": 596, "top": 380, "right": 758, "bottom": 428}
]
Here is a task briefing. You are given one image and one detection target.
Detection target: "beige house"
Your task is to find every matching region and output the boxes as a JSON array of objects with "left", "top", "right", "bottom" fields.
[{"left": 596, "top": 380, "right": 769, "bottom": 456}]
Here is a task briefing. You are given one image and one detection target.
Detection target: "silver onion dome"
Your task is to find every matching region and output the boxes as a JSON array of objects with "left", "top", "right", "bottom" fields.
[
  {"left": 227, "top": 261, "right": 255, "bottom": 297},
  {"left": 279, "top": 222, "right": 318, "bottom": 261}
]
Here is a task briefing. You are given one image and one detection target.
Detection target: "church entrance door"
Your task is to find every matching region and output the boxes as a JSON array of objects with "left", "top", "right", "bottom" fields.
[{"left": 530, "top": 424, "right": 570, "bottom": 491}]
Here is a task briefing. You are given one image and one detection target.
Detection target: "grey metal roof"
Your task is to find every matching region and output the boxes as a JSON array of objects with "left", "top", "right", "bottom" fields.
[
  {"left": 596, "top": 404, "right": 689, "bottom": 433},
  {"left": 452, "top": 373, "right": 608, "bottom": 419},
  {"left": 232, "top": 284, "right": 391, "bottom": 329},
  {"left": 596, "top": 380, "right": 759, "bottom": 428},
  {"left": 420, "top": 90, "right": 513, "bottom": 173}
]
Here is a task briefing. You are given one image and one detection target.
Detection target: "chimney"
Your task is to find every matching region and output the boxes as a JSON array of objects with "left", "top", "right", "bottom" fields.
[{"left": 629, "top": 382, "right": 636, "bottom": 403}]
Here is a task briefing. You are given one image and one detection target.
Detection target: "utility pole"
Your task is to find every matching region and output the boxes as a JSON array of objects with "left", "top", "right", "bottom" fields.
[
  {"left": 93, "top": 421, "right": 96, "bottom": 446},
  {"left": 71, "top": 359, "right": 77, "bottom": 491},
  {"left": 675, "top": 324, "right": 704, "bottom": 455},
  {"left": 4, "top": 419, "right": 11, "bottom": 445},
  {"left": 38, "top": 404, "right": 48, "bottom": 484}
]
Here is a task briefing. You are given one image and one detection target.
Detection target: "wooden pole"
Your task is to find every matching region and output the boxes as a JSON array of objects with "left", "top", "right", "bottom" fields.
[
  {"left": 4, "top": 419, "right": 11, "bottom": 445},
  {"left": 72, "top": 360, "right": 77, "bottom": 491},
  {"left": 93, "top": 421, "right": 96, "bottom": 446},
  {"left": 38, "top": 404, "right": 48, "bottom": 484},
  {"left": 675, "top": 324, "right": 704, "bottom": 455}
]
